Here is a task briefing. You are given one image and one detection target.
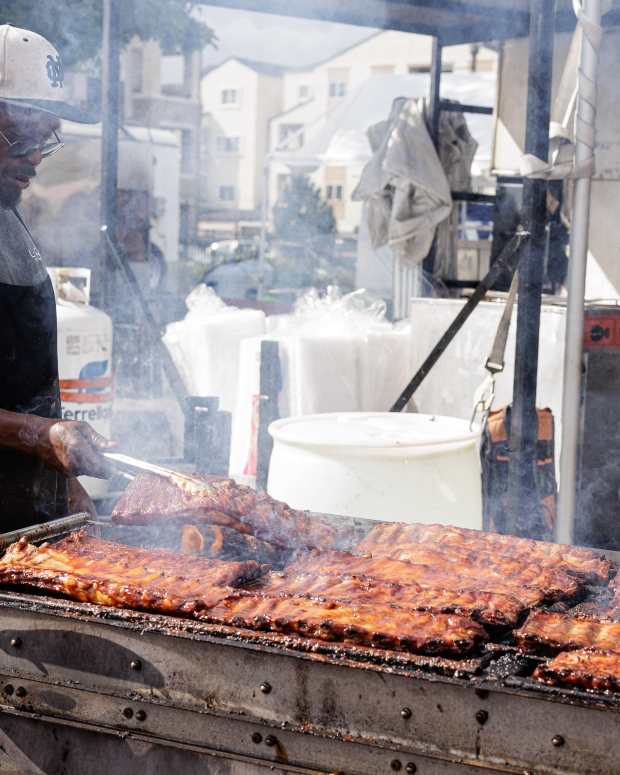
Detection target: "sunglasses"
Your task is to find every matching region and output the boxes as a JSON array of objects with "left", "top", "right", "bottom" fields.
[{"left": 0, "top": 127, "right": 64, "bottom": 159}]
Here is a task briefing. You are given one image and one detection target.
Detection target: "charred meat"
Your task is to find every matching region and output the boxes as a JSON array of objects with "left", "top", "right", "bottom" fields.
[
  {"left": 112, "top": 473, "right": 337, "bottom": 550},
  {"left": 0, "top": 531, "right": 262, "bottom": 618},
  {"left": 286, "top": 550, "right": 553, "bottom": 608},
  {"left": 533, "top": 648, "right": 620, "bottom": 693},
  {"left": 257, "top": 571, "right": 525, "bottom": 627},
  {"left": 515, "top": 609, "right": 620, "bottom": 656},
  {"left": 357, "top": 522, "right": 610, "bottom": 585},
  {"left": 201, "top": 592, "right": 487, "bottom": 656}
]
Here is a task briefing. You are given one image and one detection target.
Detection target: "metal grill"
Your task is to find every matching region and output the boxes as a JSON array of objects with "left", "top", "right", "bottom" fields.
[{"left": 0, "top": 514, "right": 619, "bottom": 774}]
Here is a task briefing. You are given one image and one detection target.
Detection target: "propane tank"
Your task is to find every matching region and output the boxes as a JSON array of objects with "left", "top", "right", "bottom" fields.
[{"left": 48, "top": 268, "right": 113, "bottom": 500}]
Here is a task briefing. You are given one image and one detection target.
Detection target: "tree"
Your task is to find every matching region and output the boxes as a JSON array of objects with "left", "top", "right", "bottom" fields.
[
  {"left": 0, "top": 1, "right": 216, "bottom": 67},
  {"left": 273, "top": 174, "right": 336, "bottom": 242}
]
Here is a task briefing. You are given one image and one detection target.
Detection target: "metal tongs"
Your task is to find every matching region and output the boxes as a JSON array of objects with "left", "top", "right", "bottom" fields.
[{"left": 104, "top": 452, "right": 207, "bottom": 495}]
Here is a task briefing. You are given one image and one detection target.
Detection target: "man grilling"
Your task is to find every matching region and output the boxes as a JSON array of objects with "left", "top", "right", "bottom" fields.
[{"left": 0, "top": 25, "right": 113, "bottom": 529}]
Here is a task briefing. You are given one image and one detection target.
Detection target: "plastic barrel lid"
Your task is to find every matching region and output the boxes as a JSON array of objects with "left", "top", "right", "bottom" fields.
[{"left": 269, "top": 412, "right": 479, "bottom": 449}]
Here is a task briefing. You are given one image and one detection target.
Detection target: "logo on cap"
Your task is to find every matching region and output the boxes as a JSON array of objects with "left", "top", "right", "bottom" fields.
[{"left": 46, "top": 54, "right": 64, "bottom": 88}]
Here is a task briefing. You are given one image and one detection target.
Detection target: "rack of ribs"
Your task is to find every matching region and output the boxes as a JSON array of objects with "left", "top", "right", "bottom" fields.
[
  {"left": 533, "top": 648, "right": 620, "bottom": 693},
  {"left": 285, "top": 550, "right": 567, "bottom": 607},
  {"left": 515, "top": 609, "right": 620, "bottom": 656},
  {"left": 356, "top": 523, "right": 611, "bottom": 585},
  {"left": 200, "top": 593, "right": 487, "bottom": 656},
  {"left": 257, "top": 571, "right": 524, "bottom": 627},
  {"left": 179, "top": 524, "right": 281, "bottom": 564},
  {"left": 112, "top": 473, "right": 337, "bottom": 550},
  {"left": 0, "top": 531, "right": 262, "bottom": 618},
  {"left": 0, "top": 532, "right": 485, "bottom": 656}
]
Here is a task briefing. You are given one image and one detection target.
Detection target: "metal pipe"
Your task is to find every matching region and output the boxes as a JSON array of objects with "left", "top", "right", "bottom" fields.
[
  {"left": 557, "top": 0, "right": 602, "bottom": 545},
  {"left": 100, "top": 0, "right": 121, "bottom": 312},
  {"left": 422, "top": 36, "right": 443, "bottom": 280},
  {"left": 428, "top": 36, "right": 442, "bottom": 148},
  {"left": 257, "top": 159, "right": 269, "bottom": 300},
  {"left": 506, "top": 0, "right": 555, "bottom": 538}
]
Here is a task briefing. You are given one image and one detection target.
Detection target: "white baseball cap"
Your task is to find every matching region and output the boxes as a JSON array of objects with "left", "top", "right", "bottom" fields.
[{"left": 0, "top": 24, "right": 97, "bottom": 123}]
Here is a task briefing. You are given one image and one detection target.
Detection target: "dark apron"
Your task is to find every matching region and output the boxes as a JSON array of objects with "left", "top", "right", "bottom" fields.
[{"left": 0, "top": 276, "right": 68, "bottom": 530}]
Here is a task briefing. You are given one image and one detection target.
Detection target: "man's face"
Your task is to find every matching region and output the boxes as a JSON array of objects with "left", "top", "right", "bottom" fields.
[{"left": 0, "top": 105, "right": 59, "bottom": 208}]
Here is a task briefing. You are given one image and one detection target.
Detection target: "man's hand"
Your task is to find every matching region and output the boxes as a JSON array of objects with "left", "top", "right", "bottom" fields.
[
  {"left": 38, "top": 420, "right": 115, "bottom": 479},
  {"left": 67, "top": 477, "right": 97, "bottom": 518},
  {"left": 0, "top": 410, "right": 114, "bottom": 479}
]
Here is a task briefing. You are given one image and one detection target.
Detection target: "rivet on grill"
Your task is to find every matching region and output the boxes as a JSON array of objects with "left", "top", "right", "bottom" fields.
[
  {"left": 400, "top": 707, "right": 412, "bottom": 720},
  {"left": 251, "top": 732, "right": 262, "bottom": 744},
  {"left": 15, "top": 687, "right": 26, "bottom": 698},
  {"left": 390, "top": 760, "right": 402, "bottom": 772},
  {"left": 475, "top": 709, "right": 489, "bottom": 725},
  {"left": 264, "top": 735, "right": 277, "bottom": 747},
  {"left": 10, "top": 638, "right": 21, "bottom": 649},
  {"left": 260, "top": 682, "right": 272, "bottom": 694},
  {"left": 552, "top": 734, "right": 565, "bottom": 747},
  {"left": 475, "top": 688, "right": 489, "bottom": 700},
  {"left": 405, "top": 764, "right": 417, "bottom": 774},
  {"left": 135, "top": 710, "right": 147, "bottom": 722},
  {"left": 122, "top": 707, "right": 133, "bottom": 719},
  {"left": 3, "top": 685, "right": 14, "bottom": 696},
  {"left": 130, "top": 659, "right": 142, "bottom": 671}
]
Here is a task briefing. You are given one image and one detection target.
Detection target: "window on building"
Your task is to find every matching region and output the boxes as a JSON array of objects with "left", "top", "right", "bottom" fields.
[
  {"left": 278, "top": 123, "right": 304, "bottom": 149},
  {"left": 221, "top": 88, "right": 239, "bottom": 105},
  {"left": 216, "top": 136, "right": 240, "bottom": 154},
  {"left": 328, "top": 81, "right": 347, "bottom": 98},
  {"left": 326, "top": 184, "right": 344, "bottom": 201},
  {"left": 408, "top": 64, "right": 454, "bottom": 74},
  {"left": 298, "top": 84, "right": 310, "bottom": 101},
  {"left": 218, "top": 185, "right": 235, "bottom": 202},
  {"left": 180, "top": 129, "right": 192, "bottom": 174},
  {"left": 327, "top": 68, "right": 349, "bottom": 100},
  {"left": 371, "top": 65, "right": 395, "bottom": 76}
]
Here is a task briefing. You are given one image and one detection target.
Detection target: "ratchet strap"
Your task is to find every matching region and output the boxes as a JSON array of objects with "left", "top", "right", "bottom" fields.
[{"left": 391, "top": 229, "right": 529, "bottom": 413}]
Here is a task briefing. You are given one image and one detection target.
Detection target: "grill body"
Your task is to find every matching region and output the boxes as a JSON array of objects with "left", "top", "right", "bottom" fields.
[{"left": 0, "top": 592, "right": 619, "bottom": 775}]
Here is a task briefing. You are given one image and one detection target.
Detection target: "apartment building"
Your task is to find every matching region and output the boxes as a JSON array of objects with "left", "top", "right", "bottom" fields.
[
  {"left": 199, "top": 30, "right": 496, "bottom": 237},
  {"left": 199, "top": 58, "right": 284, "bottom": 239}
]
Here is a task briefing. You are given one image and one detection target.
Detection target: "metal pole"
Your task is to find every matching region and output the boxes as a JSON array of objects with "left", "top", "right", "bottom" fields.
[
  {"left": 428, "top": 36, "right": 442, "bottom": 148},
  {"left": 100, "top": 0, "right": 121, "bottom": 312},
  {"left": 258, "top": 158, "right": 269, "bottom": 300},
  {"left": 507, "top": 0, "right": 555, "bottom": 537},
  {"left": 422, "top": 36, "right": 442, "bottom": 281},
  {"left": 557, "top": 0, "right": 602, "bottom": 544}
]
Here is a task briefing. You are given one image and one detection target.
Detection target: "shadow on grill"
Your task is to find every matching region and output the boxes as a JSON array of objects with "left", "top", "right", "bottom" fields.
[{"left": 1, "top": 629, "right": 164, "bottom": 687}]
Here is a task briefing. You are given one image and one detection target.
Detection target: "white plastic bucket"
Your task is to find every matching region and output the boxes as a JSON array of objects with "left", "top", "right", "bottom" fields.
[{"left": 267, "top": 412, "right": 482, "bottom": 528}]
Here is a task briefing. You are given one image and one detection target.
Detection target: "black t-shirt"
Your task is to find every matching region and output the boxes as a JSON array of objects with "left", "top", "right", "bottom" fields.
[{"left": 0, "top": 208, "right": 67, "bottom": 529}]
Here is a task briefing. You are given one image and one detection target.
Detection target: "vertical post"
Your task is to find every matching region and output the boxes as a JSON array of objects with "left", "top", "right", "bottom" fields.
[
  {"left": 557, "top": 0, "right": 602, "bottom": 544},
  {"left": 428, "top": 36, "right": 442, "bottom": 149},
  {"left": 422, "top": 36, "right": 443, "bottom": 281},
  {"left": 507, "top": 0, "right": 555, "bottom": 537},
  {"left": 100, "top": 0, "right": 121, "bottom": 312},
  {"left": 258, "top": 158, "right": 269, "bottom": 300}
]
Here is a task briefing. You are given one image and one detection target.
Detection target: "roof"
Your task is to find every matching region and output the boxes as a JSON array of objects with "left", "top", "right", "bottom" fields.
[
  {"left": 197, "top": 0, "right": 620, "bottom": 45},
  {"left": 202, "top": 55, "right": 288, "bottom": 78}
]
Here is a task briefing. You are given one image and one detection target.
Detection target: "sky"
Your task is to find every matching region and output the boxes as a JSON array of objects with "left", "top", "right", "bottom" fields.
[{"left": 194, "top": 6, "right": 376, "bottom": 69}]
